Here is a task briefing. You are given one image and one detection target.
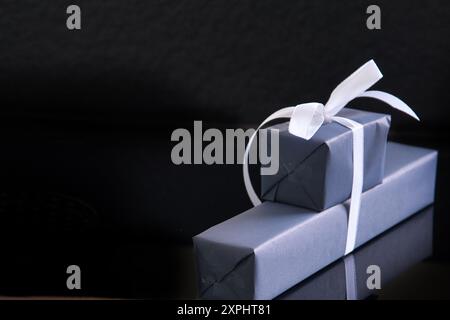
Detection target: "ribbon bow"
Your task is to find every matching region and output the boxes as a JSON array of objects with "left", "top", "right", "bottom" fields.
[{"left": 243, "top": 59, "right": 419, "bottom": 255}]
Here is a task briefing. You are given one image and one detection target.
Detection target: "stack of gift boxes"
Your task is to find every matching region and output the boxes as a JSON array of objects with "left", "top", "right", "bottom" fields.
[{"left": 193, "top": 63, "right": 438, "bottom": 300}]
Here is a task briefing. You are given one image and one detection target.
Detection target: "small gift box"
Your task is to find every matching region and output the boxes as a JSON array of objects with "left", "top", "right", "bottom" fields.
[
  {"left": 194, "top": 142, "right": 437, "bottom": 299},
  {"left": 261, "top": 108, "right": 390, "bottom": 211}
]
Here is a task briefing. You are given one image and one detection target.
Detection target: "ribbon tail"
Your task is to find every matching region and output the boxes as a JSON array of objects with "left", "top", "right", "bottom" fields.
[
  {"left": 358, "top": 90, "right": 420, "bottom": 121},
  {"left": 332, "top": 116, "right": 364, "bottom": 255},
  {"left": 243, "top": 107, "right": 295, "bottom": 206}
]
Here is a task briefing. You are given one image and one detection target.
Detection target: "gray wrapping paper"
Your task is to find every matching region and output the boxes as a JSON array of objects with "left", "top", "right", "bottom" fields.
[
  {"left": 261, "top": 108, "right": 391, "bottom": 211},
  {"left": 193, "top": 142, "right": 437, "bottom": 299},
  {"left": 278, "top": 206, "right": 433, "bottom": 300}
]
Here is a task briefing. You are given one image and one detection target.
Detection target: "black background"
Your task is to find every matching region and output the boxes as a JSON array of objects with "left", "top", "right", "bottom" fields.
[{"left": 0, "top": 0, "right": 449, "bottom": 298}]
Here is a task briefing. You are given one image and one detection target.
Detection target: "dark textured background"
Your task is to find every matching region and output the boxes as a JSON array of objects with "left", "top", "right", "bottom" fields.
[
  {"left": 1, "top": 0, "right": 449, "bottom": 129},
  {"left": 0, "top": 0, "right": 449, "bottom": 298}
]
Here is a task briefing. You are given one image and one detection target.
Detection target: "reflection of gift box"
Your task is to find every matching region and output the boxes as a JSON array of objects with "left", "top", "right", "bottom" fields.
[
  {"left": 261, "top": 108, "right": 390, "bottom": 211},
  {"left": 278, "top": 206, "right": 433, "bottom": 300},
  {"left": 193, "top": 143, "right": 437, "bottom": 299}
]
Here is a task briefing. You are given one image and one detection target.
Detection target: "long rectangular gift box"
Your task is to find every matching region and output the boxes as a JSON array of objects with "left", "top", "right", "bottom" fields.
[
  {"left": 262, "top": 108, "right": 390, "bottom": 211},
  {"left": 278, "top": 206, "right": 433, "bottom": 300},
  {"left": 193, "top": 142, "right": 437, "bottom": 299}
]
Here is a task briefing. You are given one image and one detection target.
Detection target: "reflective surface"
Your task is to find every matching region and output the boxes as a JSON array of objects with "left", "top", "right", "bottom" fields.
[{"left": 277, "top": 206, "right": 433, "bottom": 300}]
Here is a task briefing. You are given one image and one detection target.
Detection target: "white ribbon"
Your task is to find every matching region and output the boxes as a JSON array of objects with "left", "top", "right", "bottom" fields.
[
  {"left": 344, "top": 254, "right": 358, "bottom": 300},
  {"left": 243, "top": 60, "right": 419, "bottom": 255}
]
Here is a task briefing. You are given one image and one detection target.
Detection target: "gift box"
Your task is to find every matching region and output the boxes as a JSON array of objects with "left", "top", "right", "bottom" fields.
[
  {"left": 193, "top": 142, "right": 437, "bottom": 299},
  {"left": 261, "top": 108, "right": 390, "bottom": 211},
  {"left": 278, "top": 206, "right": 433, "bottom": 300}
]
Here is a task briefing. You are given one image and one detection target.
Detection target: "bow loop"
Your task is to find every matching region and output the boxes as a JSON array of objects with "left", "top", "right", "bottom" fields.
[
  {"left": 324, "top": 60, "right": 383, "bottom": 116},
  {"left": 288, "top": 103, "right": 325, "bottom": 140}
]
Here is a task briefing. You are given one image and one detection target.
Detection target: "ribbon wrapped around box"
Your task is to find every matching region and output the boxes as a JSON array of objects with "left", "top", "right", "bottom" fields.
[
  {"left": 278, "top": 206, "right": 433, "bottom": 300},
  {"left": 193, "top": 142, "right": 437, "bottom": 299}
]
